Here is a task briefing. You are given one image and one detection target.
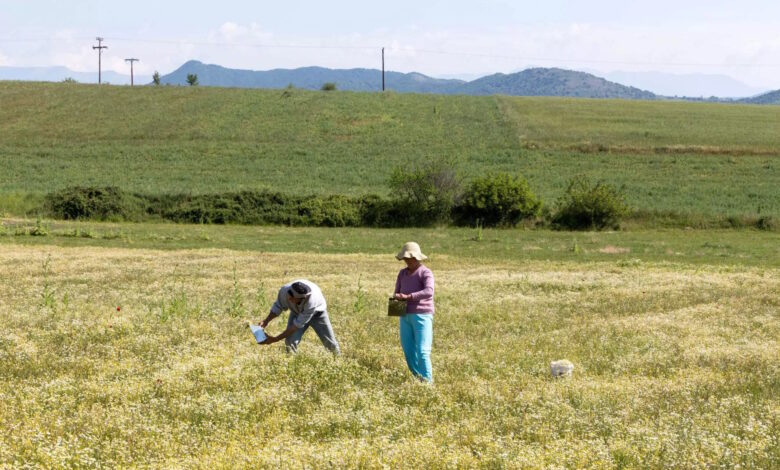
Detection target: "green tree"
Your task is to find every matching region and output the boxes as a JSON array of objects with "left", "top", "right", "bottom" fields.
[
  {"left": 186, "top": 73, "right": 198, "bottom": 86},
  {"left": 321, "top": 82, "right": 337, "bottom": 91},
  {"left": 152, "top": 71, "right": 161, "bottom": 85}
]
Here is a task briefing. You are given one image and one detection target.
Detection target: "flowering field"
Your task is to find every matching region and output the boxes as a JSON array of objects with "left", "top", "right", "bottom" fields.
[{"left": 1, "top": 238, "right": 777, "bottom": 468}]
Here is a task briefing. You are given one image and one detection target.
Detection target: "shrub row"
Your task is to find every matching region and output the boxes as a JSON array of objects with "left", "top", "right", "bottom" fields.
[
  {"left": 44, "top": 179, "right": 628, "bottom": 228},
  {"left": 43, "top": 178, "right": 631, "bottom": 230},
  {"left": 45, "top": 183, "right": 776, "bottom": 231},
  {"left": 45, "top": 187, "right": 393, "bottom": 227}
]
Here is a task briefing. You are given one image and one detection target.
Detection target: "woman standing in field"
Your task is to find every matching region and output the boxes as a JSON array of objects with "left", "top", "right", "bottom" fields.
[{"left": 393, "top": 241, "right": 435, "bottom": 383}]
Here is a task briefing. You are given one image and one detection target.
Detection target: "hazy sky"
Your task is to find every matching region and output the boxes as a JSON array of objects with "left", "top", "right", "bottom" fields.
[{"left": 2, "top": 0, "right": 779, "bottom": 88}]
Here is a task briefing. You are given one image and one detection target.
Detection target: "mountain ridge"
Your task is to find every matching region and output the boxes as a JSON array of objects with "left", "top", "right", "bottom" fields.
[
  {"left": 596, "top": 70, "right": 768, "bottom": 98},
  {"left": 0, "top": 65, "right": 150, "bottom": 85},
  {"left": 739, "top": 89, "right": 780, "bottom": 105},
  {"left": 457, "top": 68, "right": 655, "bottom": 99},
  {"left": 159, "top": 60, "right": 656, "bottom": 99},
  {"left": 2, "top": 61, "right": 776, "bottom": 103},
  {"left": 160, "top": 60, "right": 465, "bottom": 93}
]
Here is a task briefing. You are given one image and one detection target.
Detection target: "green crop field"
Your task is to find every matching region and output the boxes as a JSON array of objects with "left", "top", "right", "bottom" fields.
[
  {"left": 500, "top": 97, "right": 780, "bottom": 153},
  {"left": 0, "top": 82, "right": 778, "bottom": 220}
]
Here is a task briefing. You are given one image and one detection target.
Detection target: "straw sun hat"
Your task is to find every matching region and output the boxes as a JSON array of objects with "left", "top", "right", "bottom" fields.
[{"left": 395, "top": 241, "right": 428, "bottom": 261}]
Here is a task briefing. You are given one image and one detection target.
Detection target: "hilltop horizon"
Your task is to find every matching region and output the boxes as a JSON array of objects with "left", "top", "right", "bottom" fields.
[
  {"left": 4, "top": 59, "right": 776, "bottom": 100},
  {"left": 1, "top": 59, "right": 777, "bottom": 102}
]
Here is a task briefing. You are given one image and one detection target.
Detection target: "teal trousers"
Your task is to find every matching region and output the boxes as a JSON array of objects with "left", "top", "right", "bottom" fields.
[{"left": 400, "top": 313, "right": 433, "bottom": 382}]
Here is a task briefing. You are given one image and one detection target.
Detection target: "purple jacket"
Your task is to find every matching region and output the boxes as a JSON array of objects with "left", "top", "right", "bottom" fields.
[{"left": 394, "top": 265, "right": 434, "bottom": 314}]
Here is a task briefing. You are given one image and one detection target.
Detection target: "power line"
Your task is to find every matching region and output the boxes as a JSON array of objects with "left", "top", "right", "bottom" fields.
[
  {"left": 1, "top": 35, "right": 779, "bottom": 69},
  {"left": 0, "top": 35, "right": 380, "bottom": 50},
  {"left": 407, "top": 47, "right": 780, "bottom": 69},
  {"left": 109, "top": 37, "right": 780, "bottom": 68},
  {"left": 106, "top": 36, "right": 381, "bottom": 51},
  {"left": 104, "top": 37, "right": 780, "bottom": 67}
]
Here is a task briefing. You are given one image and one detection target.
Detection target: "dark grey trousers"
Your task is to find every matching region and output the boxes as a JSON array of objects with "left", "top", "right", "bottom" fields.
[{"left": 285, "top": 311, "right": 340, "bottom": 354}]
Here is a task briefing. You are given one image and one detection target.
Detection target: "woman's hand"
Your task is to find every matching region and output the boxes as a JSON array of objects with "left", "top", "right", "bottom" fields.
[{"left": 394, "top": 293, "right": 410, "bottom": 301}]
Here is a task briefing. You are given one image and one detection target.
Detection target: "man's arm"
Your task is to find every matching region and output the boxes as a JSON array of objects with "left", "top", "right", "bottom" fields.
[
  {"left": 262, "top": 324, "right": 298, "bottom": 345},
  {"left": 261, "top": 289, "right": 288, "bottom": 327},
  {"left": 259, "top": 310, "right": 281, "bottom": 328},
  {"left": 263, "top": 302, "right": 316, "bottom": 345}
]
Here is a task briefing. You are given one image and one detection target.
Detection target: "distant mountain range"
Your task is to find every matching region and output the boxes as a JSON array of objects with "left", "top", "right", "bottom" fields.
[
  {"left": 0, "top": 66, "right": 150, "bottom": 85},
  {"left": 739, "top": 89, "right": 780, "bottom": 105},
  {"left": 2, "top": 61, "right": 777, "bottom": 103},
  {"left": 595, "top": 70, "right": 768, "bottom": 98},
  {"left": 160, "top": 61, "right": 463, "bottom": 94},
  {"left": 159, "top": 61, "right": 780, "bottom": 103},
  {"left": 160, "top": 60, "right": 655, "bottom": 99}
]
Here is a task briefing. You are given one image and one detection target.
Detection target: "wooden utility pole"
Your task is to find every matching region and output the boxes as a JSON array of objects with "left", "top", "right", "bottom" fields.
[
  {"left": 125, "top": 58, "right": 139, "bottom": 86},
  {"left": 381, "top": 47, "right": 385, "bottom": 91},
  {"left": 93, "top": 37, "right": 108, "bottom": 84}
]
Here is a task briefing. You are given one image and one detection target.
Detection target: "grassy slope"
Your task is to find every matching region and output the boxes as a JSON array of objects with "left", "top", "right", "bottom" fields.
[
  {"left": 500, "top": 97, "right": 780, "bottom": 153},
  {"left": 0, "top": 81, "right": 778, "bottom": 217},
  {"left": 0, "top": 82, "right": 512, "bottom": 195}
]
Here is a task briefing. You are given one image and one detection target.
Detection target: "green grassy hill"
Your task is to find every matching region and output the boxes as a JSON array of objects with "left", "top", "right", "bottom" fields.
[{"left": 0, "top": 81, "right": 778, "bottom": 219}]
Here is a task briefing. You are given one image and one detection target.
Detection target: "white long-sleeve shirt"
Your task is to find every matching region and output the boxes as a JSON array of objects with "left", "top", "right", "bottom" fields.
[{"left": 270, "top": 279, "right": 327, "bottom": 329}]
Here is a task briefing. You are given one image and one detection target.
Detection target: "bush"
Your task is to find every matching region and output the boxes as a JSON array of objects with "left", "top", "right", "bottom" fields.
[
  {"left": 388, "top": 158, "right": 462, "bottom": 226},
  {"left": 321, "top": 82, "right": 337, "bottom": 91},
  {"left": 45, "top": 187, "right": 425, "bottom": 228},
  {"left": 153, "top": 191, "right": 297, "bottom": 225},
  {"left": 356, "top": 194, "right": 389, "bottom": 227},
  {"left": 296, "top": 195, "right": 361, "bottom": 227},
  {"left": 146, "top": 191, "right": 367, "bottom": 227},
  {"left": 354, "top": 194, "right": 407, "bottom": 228},
  {"left": 45, "top": 186, "right": 144, "bottom": 221},
  {"left": 552, "top": 175, "right": 629, "bottom": 230},
  {"left": 455, "top": 173, "right": 541, "bottom": 227}
]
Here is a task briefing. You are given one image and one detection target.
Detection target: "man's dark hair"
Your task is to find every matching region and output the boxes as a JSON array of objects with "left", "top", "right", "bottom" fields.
[{"left": 289, "top": 282, "right": 311, "bottom": 299}]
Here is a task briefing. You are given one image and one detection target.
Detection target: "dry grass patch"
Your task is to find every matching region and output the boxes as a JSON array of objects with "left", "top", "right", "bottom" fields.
[{"left": 599, "top": 245, "right": 631, "bottom": 254}]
